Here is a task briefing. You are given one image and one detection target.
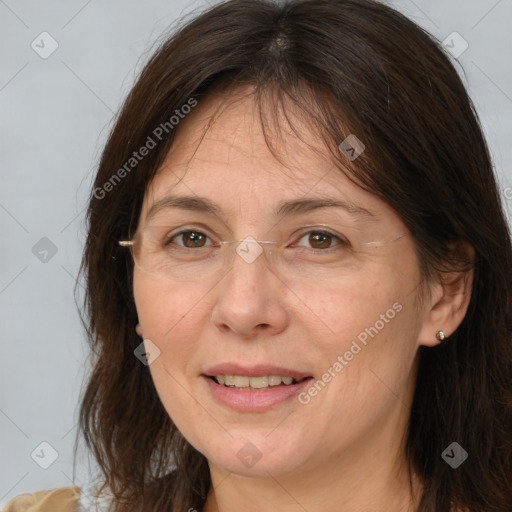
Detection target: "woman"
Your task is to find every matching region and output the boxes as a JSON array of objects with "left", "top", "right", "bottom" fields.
[{"left": 4, "top": 0, "right": 511, "bottom": 511}]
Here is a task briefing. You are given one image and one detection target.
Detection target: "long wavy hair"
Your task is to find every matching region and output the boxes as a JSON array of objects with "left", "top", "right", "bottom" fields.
[{"left": 76, "top": 1, "right": 512, "bottom": 511}]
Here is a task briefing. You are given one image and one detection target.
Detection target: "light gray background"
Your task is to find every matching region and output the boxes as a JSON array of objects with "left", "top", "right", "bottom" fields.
[{"left": 1, "top": 0, "right": 511, "bottom": 506}]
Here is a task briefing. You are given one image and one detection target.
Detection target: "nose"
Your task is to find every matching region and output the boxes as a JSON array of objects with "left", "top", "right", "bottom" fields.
[{"left": 210, "top": 240, "right": 290, "bottom": 338}]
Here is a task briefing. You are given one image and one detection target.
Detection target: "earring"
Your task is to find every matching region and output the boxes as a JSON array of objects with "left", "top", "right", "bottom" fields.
[{"left": 436, "top": 330, "right": 446, "bottom": 342}]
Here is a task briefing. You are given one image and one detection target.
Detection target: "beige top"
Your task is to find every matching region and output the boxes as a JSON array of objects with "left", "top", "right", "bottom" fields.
[{"left": 2, "top": 487, "right": 81, "bottom": 512}]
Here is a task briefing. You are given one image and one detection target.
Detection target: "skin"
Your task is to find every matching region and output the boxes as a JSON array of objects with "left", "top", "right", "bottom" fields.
[{"left": 133, "top": 86, "right": 473, "bottom": 512}]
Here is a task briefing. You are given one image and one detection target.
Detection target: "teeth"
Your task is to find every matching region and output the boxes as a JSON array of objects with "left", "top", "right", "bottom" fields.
[
  {"left": 249, "top": 376, "right": 268, "bottom": 389},
  {"left": 215, "top": 374, "right": 300, "bottom": 389},
  {"left": 234, "top": 375, "right": 250, "bottom": 388},
  {"left": 268, "top": 375, "right": 282, "bottom": 386}
]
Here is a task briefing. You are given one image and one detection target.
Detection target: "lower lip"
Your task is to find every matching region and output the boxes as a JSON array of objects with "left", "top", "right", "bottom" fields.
[{"left": 202, "top": 375, "right": 313, "bottom": 412}]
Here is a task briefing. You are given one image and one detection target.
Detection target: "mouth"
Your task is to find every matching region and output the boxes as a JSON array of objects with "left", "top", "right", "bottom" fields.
[
  {"left": 201, "top": 364, "right": 314, "bottom": 411},
  {"left": 208, "top": 374, "right": 310, "bottom": 391}
]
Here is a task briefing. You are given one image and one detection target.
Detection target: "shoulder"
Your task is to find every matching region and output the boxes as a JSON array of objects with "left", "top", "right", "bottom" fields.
[{"left": 2, "top": 487, "right": 81, "bottom": 512}]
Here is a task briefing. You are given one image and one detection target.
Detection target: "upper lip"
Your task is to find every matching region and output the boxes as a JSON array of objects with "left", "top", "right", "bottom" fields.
[{"left": 203, "top": 363, "right": 312, "bottom": 380}]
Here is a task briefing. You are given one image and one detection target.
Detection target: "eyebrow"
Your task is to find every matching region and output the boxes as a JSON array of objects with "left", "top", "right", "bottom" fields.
[{"left": 145, "top": 194, "right": 376, "bottom": 222}]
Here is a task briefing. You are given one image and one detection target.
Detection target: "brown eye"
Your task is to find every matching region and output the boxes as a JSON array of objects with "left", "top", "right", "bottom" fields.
[
  {"left": 294, "top": 230, "right": 347, "bottom": 252},
  {"left": 308, "top": 232, "right": 333, "bottom": 249},
  {"left": 170, "top": 231, "right": 210, "bottom": 248}
]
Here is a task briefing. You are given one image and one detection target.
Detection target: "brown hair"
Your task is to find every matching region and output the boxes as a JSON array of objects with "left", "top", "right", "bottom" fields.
[{"left": 76, "top": 1, "right": 512, "bottom": 511}]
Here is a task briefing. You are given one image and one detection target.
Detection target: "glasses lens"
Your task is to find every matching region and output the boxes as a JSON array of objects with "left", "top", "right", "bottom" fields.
[{"left": 128, "top": 222, "right": 406, "bottom": 283}]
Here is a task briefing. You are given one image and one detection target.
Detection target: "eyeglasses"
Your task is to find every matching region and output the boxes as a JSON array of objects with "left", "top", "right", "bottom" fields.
[{"left": 119, "top": 222, "right": 407, "bottom": 283}]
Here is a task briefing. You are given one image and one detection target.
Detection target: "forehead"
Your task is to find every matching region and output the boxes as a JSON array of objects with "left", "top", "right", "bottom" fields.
[
  {"left": 155, "top": 88, "right": 337, "bottom": 185},
  {"left": 141, "top": 87, "right": 401, "bottom": 228}
]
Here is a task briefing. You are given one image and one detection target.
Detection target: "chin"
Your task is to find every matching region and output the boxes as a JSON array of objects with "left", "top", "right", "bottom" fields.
[
  {"left": 200, "top": 434, "right": 311, "bottom": 478},
  {"left": 211, "top": 453, "right": 303, "bottom": 478}
]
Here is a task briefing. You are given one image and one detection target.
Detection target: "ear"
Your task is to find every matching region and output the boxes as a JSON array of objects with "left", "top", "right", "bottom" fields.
[
  {"left": 135, "top": 323, "right": 143, "bottom": 337},
  {"left": 417, "top": 242, "right": 474, "bottom": 347}
]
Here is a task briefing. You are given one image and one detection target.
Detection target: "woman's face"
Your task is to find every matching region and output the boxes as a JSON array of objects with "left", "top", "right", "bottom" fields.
[{"left": 133, "top": 88, "right": 431, "bottom": 479}]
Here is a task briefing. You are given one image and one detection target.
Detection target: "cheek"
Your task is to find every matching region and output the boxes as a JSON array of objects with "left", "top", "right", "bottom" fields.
[
  {"left": 133, "top": 275, "right": 210, "bottom": 430},
  {"left": 134, "top": 271, "right": 202, "bottom": 333},
  {"left": 133, "top": 274, "right": 211, "bottom": 366},
  {"left": 298, "top": 301, "right": 420, "bottom": 449},
  {"left": 301, "top": 261, "right": 422, "bottom": 404},
  {"left": 296, "top": 267, "right": 408, "bottom": 344}
]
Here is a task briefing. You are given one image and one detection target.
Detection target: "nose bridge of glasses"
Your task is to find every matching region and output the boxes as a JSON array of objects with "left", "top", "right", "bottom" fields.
[{"left": 224, "top": 236, "right": 280, "bottom": 266}]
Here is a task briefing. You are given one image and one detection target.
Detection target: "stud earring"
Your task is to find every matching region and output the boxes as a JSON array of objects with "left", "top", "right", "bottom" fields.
[{"left": 436, "top": 330, "right": 446, "bottom": 342}]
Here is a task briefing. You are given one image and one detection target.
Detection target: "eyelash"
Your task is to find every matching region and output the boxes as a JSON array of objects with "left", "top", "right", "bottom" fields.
[{"left": 164, "top": 229, "right": 349, "bottom": 252}]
